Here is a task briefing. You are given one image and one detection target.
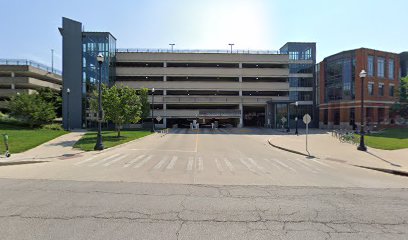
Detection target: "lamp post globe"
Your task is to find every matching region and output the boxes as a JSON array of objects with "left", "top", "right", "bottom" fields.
[
  {"left": 357, "top": 69, "right": 367, "bottom": 151},
  {"left": 295, "top": 101, "right": 299, "bottom": 135},
  {"left": 94, "top": 53, "right": 105, "bottom": 150}
]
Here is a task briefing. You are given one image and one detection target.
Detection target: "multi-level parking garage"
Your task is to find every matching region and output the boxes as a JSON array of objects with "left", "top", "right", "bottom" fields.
[
  {"left": 115, "top": 50, "right": 290, "bottom": 128},
  {"left": 60, "top": 17, "right": 316, "bottom": 129}
]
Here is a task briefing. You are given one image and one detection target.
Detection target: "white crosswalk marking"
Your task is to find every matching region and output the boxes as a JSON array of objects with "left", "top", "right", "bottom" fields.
[
  {"left": 239, "top": 158, "right": 258, "bottom": 174},
  {"left": 166, "top": 156, "right": 178, "bottom": 170},
  {"left": 197, "top": 157, "right": 203, "bottom": 171},
  {"left": 123, "top": 155, "right": 146, "bottom": 168},
  {"left": 187, "top": 157, "right": 194, "bottom": 171},
  {"left": 264, "top": 158, "right": 282, "bottom": 170},
  {"left": 247, "top": 158, "right": 268, "bottom": 173},
  {"left": 223, "top": 158, "right": 234, "bottom": 172},
  {"left": 74, "top": 155, "right": 98, "bottom": 166},
  {"left": 103, "top": 154, "right": 129, "bottom": 167},
  {"left": 89, "top": 154, "right": 121, "bottom": 167},
  {"left": 214, "top": 158, "right": 223, "bottom": 172},
  {"left": 311, "top": 159, "right": 334, "bottom": 169},
  {"left": 290, "top": 159, "right": 320, "bottom": 173},
  {"left": 153, "top": 156, "right": 168, "bottom": 170},
  {"left": 134, "top": 155, "right": 153, "bottom": 168},
  {"left": 273, "top": 159, "right": 297, "bottom": 173}
]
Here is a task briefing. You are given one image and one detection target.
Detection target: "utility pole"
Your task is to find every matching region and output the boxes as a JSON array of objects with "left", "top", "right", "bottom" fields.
[{"left": 51, "top": 49, "right": 54, "bottom": 73}]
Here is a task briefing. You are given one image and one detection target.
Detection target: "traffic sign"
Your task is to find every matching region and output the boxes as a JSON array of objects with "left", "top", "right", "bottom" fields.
[
  {"left": 156, "top": 116, "right": 162, "bottom": 122},
  {"left": 303, "top": 114, "right": 311, "bottom": 124}
]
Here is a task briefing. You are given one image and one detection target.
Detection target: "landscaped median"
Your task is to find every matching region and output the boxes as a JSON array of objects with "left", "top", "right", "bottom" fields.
[
  {"left": 73, "top": 130, "right": 152, "bottom": 151},
  {"left": 0, "top": 123, "right": 67, "bottom": 154}
]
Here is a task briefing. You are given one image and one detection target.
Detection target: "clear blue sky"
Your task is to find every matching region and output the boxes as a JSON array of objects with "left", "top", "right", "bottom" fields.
[{"left": 1, "top": 0, "right": 407, "bottom": 70}]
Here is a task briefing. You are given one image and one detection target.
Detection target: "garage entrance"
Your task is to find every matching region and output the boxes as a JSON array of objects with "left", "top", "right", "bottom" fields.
[{"left": 243, "top": 106, "right": 265, "bottom": 127}]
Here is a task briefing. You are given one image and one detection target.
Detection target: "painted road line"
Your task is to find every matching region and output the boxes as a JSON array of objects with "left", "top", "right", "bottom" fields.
[
  {"left": 74, "top": 155, "right": 98, "bottom": 166},
  {"left": 123, "top": 155, "right": 146, "bottom": 168},
  {"left": 290, "top": 158, "right": 320, "bottom": 173},
  {"left": 103, "top": 154, "right": 129, "bottom": 167},
  {"left": 265, "top": 158, "right": 282, "bottom": 170},
  {"left": 166, "top": 156, "right": 178, "bottom": 170},
  {"left": 197, "top": 157, "right": 203, "bottom": 171},
  {"left": 153, "top": 156, "right": 168, "bottom": 170},
  {"left": 239, "top": 158, "right": 259, "bottom": 175},
  {"left": 214, "top": 158, "right": 224, "bottom": 172},
  {"left": 186, "top": 157, "right": 194, "bottom": 171},
  {"left": 311, "top": 159, "right": 334, "bottom": 169},
  {"left": 89, "top": 154, "right": 121, "bottom": 167},
  {"left": 273, "top": 159, "right": 297, "bottom": 173},
  {"left": 134, "top": 155, "right": 153, "bottom": 168},
  {"left": 247, "top": 158, "right": 269, "bottom": 174},
  {"left": 223, "top": 158, "right": 235, "bottom": 172}
]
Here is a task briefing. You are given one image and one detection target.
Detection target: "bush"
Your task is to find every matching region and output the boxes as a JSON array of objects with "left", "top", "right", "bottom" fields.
[
  {"left": 8, "top": 93, "right": 56, "bottom": 127},
  {"left": 41, "top": 123, "right": 64, "bottom": 131},
  {"left": 0, "top": 112, "right": 29, "bottom": 127}
]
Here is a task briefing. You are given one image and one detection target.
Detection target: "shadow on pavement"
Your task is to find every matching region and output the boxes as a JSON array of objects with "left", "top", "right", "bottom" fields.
[
  {"left": 366, "top": 151, "right": 402, "bottom": 168},
  {"left": 167, "top": 128, "right": 330, "bottom": 135}
]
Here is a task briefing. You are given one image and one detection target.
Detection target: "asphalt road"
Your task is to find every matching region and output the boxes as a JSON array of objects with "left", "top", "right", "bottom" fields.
[
  {"left": 0, "top": 128, "right": 407, "bottom": 239},
  {"left": 0, "top": 128, "right": 406, "bottom": 187},
  {"left": 0, "top": 178, "right": 407, "bottom": 240}
]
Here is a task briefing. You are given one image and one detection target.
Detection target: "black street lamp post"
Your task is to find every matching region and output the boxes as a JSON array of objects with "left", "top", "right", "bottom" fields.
[
  {"left": 66, "top": 88, "right": 70, "bottom": 131},
  {"left": 357, "top": 70, "right": 367, "bottom": 151},
  {"left": 94, "top": 53, "right": 104, "bottom": 151},
  {"left": 151, "top": 88, "right": 155, "bottom": 132},
  {"left": 295, "top": 101, "right": 299, "bottom": 135}
]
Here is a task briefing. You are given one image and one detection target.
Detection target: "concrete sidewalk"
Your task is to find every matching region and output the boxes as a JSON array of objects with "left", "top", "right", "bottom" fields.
[
  {"left": 268, "top": 129, "right": 408, "bottom": 175},
  {"left": 0, "top": 131, "right": 86, "bottom": 163}
]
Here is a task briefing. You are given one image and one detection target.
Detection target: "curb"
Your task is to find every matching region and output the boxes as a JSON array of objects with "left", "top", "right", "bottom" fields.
[
  {"left": 267, "top": 138, "right": 316, "bottom": 158},
  {"left": 352, "top": 165, "right": 408, "bottom": 177}
]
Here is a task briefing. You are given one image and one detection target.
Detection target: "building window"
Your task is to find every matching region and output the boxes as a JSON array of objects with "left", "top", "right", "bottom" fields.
[
  {"left": 368, "top": 83, "right": 374, "bottom": 96},
  {"left": 368, "top": 56, "right": 374, "bottom": 76},
  {"left": 377, "top": 57, "right": 385, "bottom": 78},
  {"left": 379, "top": 84, "right": 384, "bottom": 96},
  {"left": 389, "top": 85, "right": 394, "bottom": 96},
  {"left": 388, "top": 59, "right": 394, "bottom": 79}
]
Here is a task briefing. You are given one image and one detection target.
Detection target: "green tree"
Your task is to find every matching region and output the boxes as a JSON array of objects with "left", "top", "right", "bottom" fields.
[
  {"left": 139, "top": 88, "right": 150, "bottom": 121},
  {"left": 91, "top": 84, "right": 142, "bottom": 137},
  {"left": 8, "top": 93, "right": 56, "bottom": 127},
  {"left": 391, "top": 77, "right": 408, "bottom": 118},
  {"left": 37, "top": 87, "right": 62, "bottom": 117}
]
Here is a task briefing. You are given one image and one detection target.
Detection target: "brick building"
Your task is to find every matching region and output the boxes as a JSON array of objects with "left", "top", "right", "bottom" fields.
[{"left": 319, "top": 48, "right": 399, "bottom": 129}]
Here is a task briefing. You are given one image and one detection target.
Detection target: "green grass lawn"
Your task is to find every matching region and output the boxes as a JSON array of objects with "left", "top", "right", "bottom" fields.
[
  {"left": 355, "top": 128, "right": 408, "bottom": 150},
  {"left": 73, "top": 130, "right": 152, "bottom": 151},
  {"left": 0, "top": 123, "right": 67, "bottom": 154}
]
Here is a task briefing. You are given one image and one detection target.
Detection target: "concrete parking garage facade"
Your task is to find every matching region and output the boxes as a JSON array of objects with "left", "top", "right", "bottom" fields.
[{"left": 60, "top": 17, "right": 316, "bottom": 129}]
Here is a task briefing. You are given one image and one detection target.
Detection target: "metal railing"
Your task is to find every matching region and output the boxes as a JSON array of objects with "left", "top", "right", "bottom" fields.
[
  {"left": 116, "top": 48, "right": 282, "bottom": 55},
  {"left": 0, "top": 59, "right": 62, "bottom": 75}
]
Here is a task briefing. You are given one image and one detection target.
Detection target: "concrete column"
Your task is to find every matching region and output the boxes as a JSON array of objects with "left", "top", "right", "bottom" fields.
[
  {"left": 163, "top": 76, "right": 167, "bottom": 81},
  {"left": 11, "top": 72, "right": 15, "bottom": 78},
  {"left": 163, "top": 104, "right": 167, "bottom": 128},
  {"left": 239, "top": 63, "right": 242, "bottom": 68},
  {"left": 239, "top": 103, "right": 243, "bottom": 128},
  {"left": 163, "top": 62, "right": 167, "bottom": 67},
  {"left": 11, "top": 84, "right": 15, "bottom": 90}
]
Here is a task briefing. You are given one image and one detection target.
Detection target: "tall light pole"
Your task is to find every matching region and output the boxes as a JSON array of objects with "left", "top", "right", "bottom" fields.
[
  {"left": 228, "top": 43, "right": 234, "bottom": 53},
  {"left": 94, "top": 53, "right": 104, "bottom": 151},
  {"left": 295, "top": 101, "right": 299, "bottom": 135},
  {"left": 51, "top": 49, "right": 54, "bottom": 73},
  {"left": 357, "top": 70, "right": 367, "bottom": 151},
  {"left": 151, "top": 88, "right": 155, "bottom": 132},
  {"left": 66, "top": 88, "right": 70, "bottom": 131},
  {"left": 169, "top": 43, "right": 175, "bottom": 52}
]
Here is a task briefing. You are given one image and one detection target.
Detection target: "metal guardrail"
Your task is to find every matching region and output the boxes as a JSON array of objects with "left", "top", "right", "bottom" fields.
[
  {"left": 0, "top": 59, "right": 62, "bottom": 75},
  {"left": 117, "top": 48, "right": 282, "bottom": 55}
]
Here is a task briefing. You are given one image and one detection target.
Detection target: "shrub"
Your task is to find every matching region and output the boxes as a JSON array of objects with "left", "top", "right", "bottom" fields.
[{"left": 41, "top": 123, "right": 64, "bottom": 131}]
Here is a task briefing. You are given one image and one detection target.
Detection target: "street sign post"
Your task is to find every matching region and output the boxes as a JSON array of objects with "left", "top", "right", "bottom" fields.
[{"left": 303, "top": 114, "right": 311, "bottom": 156}]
